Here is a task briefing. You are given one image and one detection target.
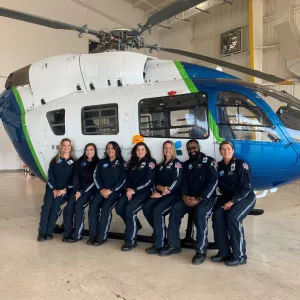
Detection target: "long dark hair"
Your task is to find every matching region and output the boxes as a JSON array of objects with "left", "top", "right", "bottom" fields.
[
  {"left": 128, "top": 142, "right": 154, "bottom": 169},
  {"left": 104, "top": 141, "right": 123, "bottom": 161},
  {"left": 76, "top": 143, "right": 99, "bottom": 178}
]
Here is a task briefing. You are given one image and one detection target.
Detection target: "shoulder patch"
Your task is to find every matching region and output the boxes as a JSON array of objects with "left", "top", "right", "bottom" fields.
[
  {"left": 243, "top": 163, "right": 249, "bottom": 170},
  {"left": 175, "top": 162, "right": 182, "bottom": 169},
  {"left": 202, "top": 157, "right": 208, "bottom": 163},
  {"left": 149, "top": 162, "right": 155, "bottom": 169}
]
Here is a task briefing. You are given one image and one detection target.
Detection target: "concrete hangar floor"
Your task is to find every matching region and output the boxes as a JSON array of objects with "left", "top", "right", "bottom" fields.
[{"left": 0, "top": 171, "right": 299, "bottom": 300}]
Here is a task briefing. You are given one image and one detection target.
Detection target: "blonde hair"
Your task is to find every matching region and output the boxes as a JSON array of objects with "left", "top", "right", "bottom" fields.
[
  {"left": 161, "top": 140, "right": 177, "bottom": 163},
  {"left": 55, "top": 138, "right": 75, "bottom": 162}
]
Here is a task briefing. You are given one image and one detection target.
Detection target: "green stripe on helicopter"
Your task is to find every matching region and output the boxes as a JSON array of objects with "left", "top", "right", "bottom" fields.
[
  {"left": 174, "top": 60, "right": 224, "bottom": 143},
  {"left": 12, "top": 87, "right": 47, "bottom": 180}
]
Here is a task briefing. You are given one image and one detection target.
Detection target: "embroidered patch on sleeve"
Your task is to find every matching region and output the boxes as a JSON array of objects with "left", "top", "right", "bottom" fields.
[
  {"left": 149, "top": 162, "right": 155, "bottom": 169},
  {"left": 243, "top": 163, "right": 249, "bottom": 170},
  {"left": 175, "top": 162, "right": 182, "bottom": 169}
]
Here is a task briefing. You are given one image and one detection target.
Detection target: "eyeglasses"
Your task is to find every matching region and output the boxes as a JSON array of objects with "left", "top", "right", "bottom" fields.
[{"left": 187, "top": 146, "right": 198, "bottom": 151}]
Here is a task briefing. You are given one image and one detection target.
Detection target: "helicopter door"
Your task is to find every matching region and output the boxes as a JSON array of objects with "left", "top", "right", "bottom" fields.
[
  {"left": 132, "top": 88, "right": 215, "bottom": 161},
  {"left": 210, "top": 88, "right": 298, "bottom": 171}
]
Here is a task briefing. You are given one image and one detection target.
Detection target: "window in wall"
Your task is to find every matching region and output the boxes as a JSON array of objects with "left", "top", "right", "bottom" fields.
[
  {"left": 46, "top": 109, "right": 65, "bottom": 136},
  {"left": 82, "top": 104, "right": 118, "bottom": 135},
  {"left": 217, "top": 92, "right": 280, "bottom": 142},
  {"left": 139, "top": 93, "right": 209, "bottom": 139}
]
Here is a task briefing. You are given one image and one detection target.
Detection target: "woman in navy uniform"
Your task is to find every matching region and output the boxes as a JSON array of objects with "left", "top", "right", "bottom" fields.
[
  {"left": 211, "top": 141, "right": 256, "bottom": 267},
  {"left": 87, "top": 142, "right": 126, "bottom": 246},
  {"left": 143, "top": 141, "right": 183, "bottom": 254},
  {"left": 37, "top": 138, "right": 75, "bottom": 241},
  {"left": 115, "top": 142, "right": 156, "bottom": 251},
  {"left": 62, "top": 143, "right": 99, "bottom": 242}
]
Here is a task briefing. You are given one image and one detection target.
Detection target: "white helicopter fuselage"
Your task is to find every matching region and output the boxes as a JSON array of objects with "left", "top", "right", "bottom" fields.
[{"left": 14, "top": 51, "right": 216, "bottom": 180}]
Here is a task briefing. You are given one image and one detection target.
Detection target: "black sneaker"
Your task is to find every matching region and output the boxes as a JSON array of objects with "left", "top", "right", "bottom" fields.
[
  {"left": 159, "top": 245, "right": 182, "bottom": 257},
  {"left": 192, "top": 252, "right": 206, "bottom": 265},
  {"left": 224, "top": 257, "right": 247, "bottom": 267},
  {"left": 37, "top": 233, "right": 46, "bottom": 242},
  {"left": 211, "top": 253, "right": 231, "bottom": 263},
  {"left": 62, "top": 237, "right": 68, "bottom": 242},
  {"left": 93, "top": 239, "right": 107, "bottom": 246},
  {"left": 46, "top": 234, "right": 53, "bottom": 240},
  {"left": 121, "top": 243, "right": 137, "bottom": 252},
  {"left": 86, "top": 237, "right": 96, "bottom": 245},
  {"left": 145, "top": 246, "right": 161, "bottom": 255}
]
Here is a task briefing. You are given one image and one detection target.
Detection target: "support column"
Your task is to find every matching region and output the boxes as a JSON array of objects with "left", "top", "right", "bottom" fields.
[{"left": 248, "top": 0, "right": 263, "bottom": 84}]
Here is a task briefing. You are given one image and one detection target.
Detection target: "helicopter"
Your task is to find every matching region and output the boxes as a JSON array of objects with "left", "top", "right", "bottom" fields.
[{"left": 0, "top": 1, "right": 300, "bottom": 195}]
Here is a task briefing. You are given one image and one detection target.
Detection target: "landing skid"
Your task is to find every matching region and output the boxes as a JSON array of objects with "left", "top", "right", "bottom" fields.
[{"left": 53, "top": 208, "right": 264, "bottom": 249}]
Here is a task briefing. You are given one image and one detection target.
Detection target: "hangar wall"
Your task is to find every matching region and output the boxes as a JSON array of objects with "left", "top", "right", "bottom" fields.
[
  {"left": 0, "top": 0, "right": 145, "bottom": 170},
  {"left": 158, "top": 0, "right": 300, "bottom": 96}
]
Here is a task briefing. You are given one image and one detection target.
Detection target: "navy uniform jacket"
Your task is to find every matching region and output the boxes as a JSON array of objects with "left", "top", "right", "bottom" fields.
[
  {"left": 126, "top": 158, "right": 156, "bottom": 196},
  {"left": 182, "top": 152, "right": 218, "bottom": 202},
  {"left": 73, "top": 158, "right": 98, "bottom": 194},
  {"left": 218, "top": 158, "right": 254, "bottom": 203},
  {"left": 156, "top": 158, "right": 183, "bottom": 195},
  {"left": 93, "top": 157, "right": 126, "bottom": 193},
  {"left": 47, "top": 157, "right": 75, "bottom": 191}
]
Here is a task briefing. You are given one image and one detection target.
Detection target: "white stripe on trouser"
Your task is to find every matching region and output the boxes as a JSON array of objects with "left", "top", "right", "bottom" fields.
[
  {"left": 236, "top": 197, "right": 256, "bottom": 259},
  {"left": 160, "top": 206, "right": 172, "bottom": 247},
  {"left": 131, "top": 205, "right": 143, "bottom": 245},
  {"left": 199, "top": 203, "right": 215, "bottom": 253},
  {"left": 103, "top": 202, "right": 117, "bottom": 240},
  {"left": 77, "top": 202, "right": 90, "bottom": 239}
]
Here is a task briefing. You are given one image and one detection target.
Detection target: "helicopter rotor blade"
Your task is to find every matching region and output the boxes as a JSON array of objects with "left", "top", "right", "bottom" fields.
[
  {"left": 160, "top": 47, "right": 292, "bottom": 85},
  {"left": 0, "top": 7, "right": 99, "bottom": 37},
  {"left": 139, "top": 0, "right": 206, "bottom": 34}
]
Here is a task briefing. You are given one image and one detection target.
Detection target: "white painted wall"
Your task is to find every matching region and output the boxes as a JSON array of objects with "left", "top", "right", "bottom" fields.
[{"left": 0, "top": 0, "right": 144, "bottom": 170}]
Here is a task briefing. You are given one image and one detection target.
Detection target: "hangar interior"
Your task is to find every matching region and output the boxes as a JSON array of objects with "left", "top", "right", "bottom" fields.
[{"left": 0, "top": 0, "right": 300, "bottom": 299}]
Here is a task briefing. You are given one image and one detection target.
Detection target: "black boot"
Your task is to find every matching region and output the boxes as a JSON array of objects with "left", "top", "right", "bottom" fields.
[
  {"left": 192, "top": 252, "right": 206, "bottom": 265},
  {"left": 159, "top": 245, "right": 182, "bottom": 257},
  {"left": 86, "top": 237, "right": 96, "bottom": 245},
  {"left": 93, "top": 239, "right": 107, "bottom": 246},
  {"left": 37, "top": 233, "right": 46, "bottom": 242},
  {"left": 67, "top": 237, "right": 80, "bottom": 243},
  {"left": 211, "top": 252, "right": 231, "bottom": 263},
  {"left": 121, "top": 243, "right": 137, "bottom": 251},
  {"left": 224, "top": 257, "right": 247, "bottom": 267},
  {"left": 145, "top": 246, "right": 161, "bottom": 255},
  {"left": 46, "top": 234, "right": 53, "bottom": 240}
]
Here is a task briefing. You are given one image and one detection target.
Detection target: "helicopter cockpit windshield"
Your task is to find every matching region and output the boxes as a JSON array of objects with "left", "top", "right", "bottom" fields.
[{"left": 256, "top": 90, "right": 300, "bottom": 144}]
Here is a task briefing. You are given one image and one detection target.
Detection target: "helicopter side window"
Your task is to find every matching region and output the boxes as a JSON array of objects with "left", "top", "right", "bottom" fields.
[
  {"left": 139, "top": 93, "right": 209, "bottom": 139},
  {"left": 82, "top": 104, "right": 118, "bottom": 135},
  {"left": 46, "top": 109, "right": 65, "bottom": 136},
  {"left": 217, "top": 92, "right": 280, "bottom": 142}
]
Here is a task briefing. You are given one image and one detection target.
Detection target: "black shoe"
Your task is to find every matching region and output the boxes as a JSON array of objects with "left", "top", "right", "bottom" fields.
[
  {"left": 46, "top": 234, "right": 53, "bottom": 240},
  {"left": 211, "top": 253, "right": 231, "bottom": 263},
  {"left": 93, "top": 239, "right": 107, "bottom": 246},
  {"left": 86, "top": 237, "right": 96, "bottom": 245},
  {"left": 62, "top": 237, "right": 68, "bottom": 242},
  {"left": 67, "top": 237, "right": 80, "bottom": 243},
  {"left": 224, "top": 257, "right": 247, "bottom": 267},
  {"left": 192, "top": 252, "right": 206, "bottom": 265},
  {"left": 37, "top": 233, "right": 46, "bottom": 242},
  {"left": 136, "top": 218, "right": 142, "bottom": 231},
  {"left": 145, "top": 246, "right": 161, "bottom": 255},
  {"left": 159, "top": 245, "right": 182, "bottom": 257},
  {"left": 121, "top": 243, "right": 137, "bottom": 252}
]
